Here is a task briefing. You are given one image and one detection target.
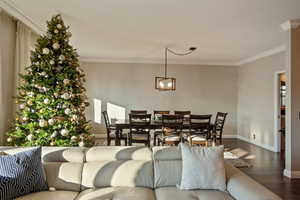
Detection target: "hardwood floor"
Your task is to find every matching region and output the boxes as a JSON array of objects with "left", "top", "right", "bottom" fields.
[{"left": 223, "top": 138, "right": 300, "bottom": 200}]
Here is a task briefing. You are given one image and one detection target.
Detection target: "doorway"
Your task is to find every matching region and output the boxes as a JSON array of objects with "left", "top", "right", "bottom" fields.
[{"left": 275, "top": 71, "right": 286, "bottom": 153}]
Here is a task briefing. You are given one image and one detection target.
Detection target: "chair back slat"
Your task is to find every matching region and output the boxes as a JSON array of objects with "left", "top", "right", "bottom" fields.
[
  {"left": 129, "top": 114, "right": 151, "bottom": 128},
  {"left": 162, "top": 114, "right": 183, "bottom": 130},
  {"left": 190, "top": 114, "right": 212, "bottom": 130},
  {"left": 102, "top": 111, "right": 110, "bottom": 127},
  {"left": 174, "top": 111, "right": 191, "bottom": 122},
  {"left": 174, "top": 111, "right": 191, "bottom": 116},
  {"left": 130, "top": 110, "right": 147, "bottom": 114},
  {"left": 214, "top": 112, "right": 227, "bottom": 130},
  {"left": 153, "top": 110, "right": 170, "bottom": 121}
]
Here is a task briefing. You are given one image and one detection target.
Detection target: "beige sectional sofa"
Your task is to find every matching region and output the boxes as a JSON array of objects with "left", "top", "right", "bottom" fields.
[{"left": 0, "top": 146, "right": 281, "bottom": 200}]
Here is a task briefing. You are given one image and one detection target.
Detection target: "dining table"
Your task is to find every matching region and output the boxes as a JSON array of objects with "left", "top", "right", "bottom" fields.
[{"left": 110, "top": 119, "right": 215, "bottom": 146}]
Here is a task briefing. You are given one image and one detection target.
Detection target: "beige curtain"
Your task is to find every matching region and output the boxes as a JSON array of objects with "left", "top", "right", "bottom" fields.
[
  {"left": 0, "top": 10, "right": 39, "bottom": 144},
  {"left": 14, "top": 21, "right": 39, "bottom": 94},
  {"left": 0, "top": 10, "right": 16, "bottom": 144}
]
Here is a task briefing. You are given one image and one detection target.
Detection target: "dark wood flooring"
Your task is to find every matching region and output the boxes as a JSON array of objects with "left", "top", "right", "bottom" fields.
[{"left": 223, "top": 139, "right": 300, "bottom": 200}]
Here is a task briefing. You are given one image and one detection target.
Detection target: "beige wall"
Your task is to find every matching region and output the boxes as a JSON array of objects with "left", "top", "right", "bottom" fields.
[
  {"left": 237, "top": 52, "right": 285, "bottom": 151},
  {"left": 81, "top": 62, "right": 238, "bottom": 137}
]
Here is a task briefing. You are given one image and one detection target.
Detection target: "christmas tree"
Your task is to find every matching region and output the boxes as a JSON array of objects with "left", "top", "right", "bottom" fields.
[{"left": 6, "top": 14, "right": 94, "bottom": 147}]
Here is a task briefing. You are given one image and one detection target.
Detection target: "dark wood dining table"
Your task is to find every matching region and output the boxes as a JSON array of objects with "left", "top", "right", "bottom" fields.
[{"left": 110, "top": 119, "right": 215, "bottom": 145}]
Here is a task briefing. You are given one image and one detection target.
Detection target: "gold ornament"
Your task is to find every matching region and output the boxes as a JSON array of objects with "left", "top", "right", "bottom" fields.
[
  {"left": 7, "top": 137, "right": 13, "bottom": 143},
  {"left": 27, "top": 100, "right": 33, "bottom": 106}
]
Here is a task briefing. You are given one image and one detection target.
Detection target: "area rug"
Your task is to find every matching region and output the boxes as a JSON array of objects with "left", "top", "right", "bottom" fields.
[{"left": 224, "top": 151, "right": 252, "bottom": 168}]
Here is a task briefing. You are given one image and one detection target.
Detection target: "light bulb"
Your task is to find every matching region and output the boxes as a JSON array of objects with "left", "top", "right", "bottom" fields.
[
  {"left": 167, "top": 82, "right": 172, "bottom": 88},
  {"left": 159, "top": 81, "right": 164, "bottom": 88}
]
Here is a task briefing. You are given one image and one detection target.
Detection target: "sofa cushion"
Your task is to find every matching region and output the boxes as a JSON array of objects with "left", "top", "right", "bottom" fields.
[
  {"left": 0, "top": 147, "right": 48, "bottom": 200},
  {"left": 154, "top": 160, "right": 182, "bottom": 187},
  {"left": 155, "top": 187, "right": 234, "bottom": 200},
  {"left": 16, "top": 191, "right": 78, "bottom": 200},
  {"left": 153, "top": 146, "right": 182, "bottom": 187},
  {"left": 81, "top": 160, "right": 153, "bottom": 189},
  {"left": 42, "top": 147, "right": 86, "bottom": 163},
  {"left": 44, "top": 162, "right": 83, "bottom": 191},
  {"left": 152, "top": 146, "right": 181, "bottom": 160},
  {"left": 0, "top": 147, "right": 86, "bottom": 163},
  {"left": 86, "top": 146, "right": 152, "bottom": 161},
  {"left": 179, "top": 144, "right": 226, "bottom": 191},
  {"left": 75, "top": 187, "right": 155, "bottom": 200}
]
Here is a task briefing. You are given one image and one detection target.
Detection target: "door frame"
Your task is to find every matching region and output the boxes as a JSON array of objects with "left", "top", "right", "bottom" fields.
[{"left": 274, "top": 70, "right": 286, "bottom": 152}]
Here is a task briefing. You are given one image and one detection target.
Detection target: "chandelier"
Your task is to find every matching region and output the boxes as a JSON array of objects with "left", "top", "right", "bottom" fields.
[{"left": 155, "top": 47, "right": 197, "bottom": 91}]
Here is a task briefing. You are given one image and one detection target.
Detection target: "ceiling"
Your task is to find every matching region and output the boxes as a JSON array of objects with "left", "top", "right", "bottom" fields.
[{"left": 3, "top": 0, "right": 300, "bottom": 65}]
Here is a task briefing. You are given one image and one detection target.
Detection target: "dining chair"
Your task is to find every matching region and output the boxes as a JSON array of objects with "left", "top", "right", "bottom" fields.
[
  {"left": 129, "top": 114, "right": 152, "bottom": 147},
  {"left": 212, "top": 112, "right": 228, "bottom": 144},
  {"left": 157, "top": 114, "right": 183, "bottom": 146},
  {"left": 130, "top": 110, "right": 147, "bottom": 114},
  {"left": 174, "top": 111, "right": 191, "bottom": 133},
  {"left": 102, "top": 111, "right": 127, "bottom": 146},
  {"left": 153, "top": 110, "right": 170, "bottom": 146},
  {"left": 186, "top": 114, "right": 212, "bottom": 146}
]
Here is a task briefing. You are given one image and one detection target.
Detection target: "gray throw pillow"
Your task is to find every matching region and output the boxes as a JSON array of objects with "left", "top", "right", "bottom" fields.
[
  {"left": 0, "top": 147, "right": 48, "bottom": 200},
  {"left": 179, "top": 143, "right": 226, "bottom": 191}
]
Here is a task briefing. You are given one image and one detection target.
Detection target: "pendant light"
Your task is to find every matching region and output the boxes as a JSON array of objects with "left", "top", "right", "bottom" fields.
[{"left": 155, "top": 47, "right": 197, "bottom": 91}]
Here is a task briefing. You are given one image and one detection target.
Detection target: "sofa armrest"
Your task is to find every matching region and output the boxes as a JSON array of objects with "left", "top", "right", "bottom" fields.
[{"left": 225, "top": 162, "right": 282, "bottom": 200}]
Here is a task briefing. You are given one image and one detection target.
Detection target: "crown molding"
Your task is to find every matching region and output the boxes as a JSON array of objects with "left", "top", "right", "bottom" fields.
[
  {"left": 235, "top": 45, "right": 286, "bottom": 66},
  {"left": 281, "top": 19, "right": 300, "bottom": 31},
  {"left": 79, "top": 56, "right": 237, "bottom": 66},
  {"left": 0, "top": 0, "right": 44, "bottom": 34}
]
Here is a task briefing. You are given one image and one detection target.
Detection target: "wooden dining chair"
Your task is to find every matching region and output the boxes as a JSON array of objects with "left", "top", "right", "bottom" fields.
[
  {"left": 153, "top": 110, "right": 170, "bottom": 146},
  {"left": 102, "top": 111, "right": 127, "bottom": 146},
  {"left": 130, "top": 110, "right": 147, "bottom": 114},
  {"left": 174, "top": 111, "right": 191, "bottom": 120},
  {"left": 186, "top": 114, "right": 212, "bottom": 146},
  {"left": 129, "top": 114, "right": 152, "bottom": 147},
  {"left": 212, "top": 112, "right": 228, "bottom": 144},
  {"left": 157, "top": 114, "right": 183, "bottom": 146},
  {"left": 174, "top": 111, "right": 191, "bottom": 133},
  {"left": 174, "top": 111, "right": 191, "bottom": 116}
]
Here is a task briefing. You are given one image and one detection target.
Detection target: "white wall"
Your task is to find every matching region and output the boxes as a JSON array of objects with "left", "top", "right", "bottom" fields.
[
  {"left": 81, "top": 62, "right": 238, "bottom": 137},
  {"left": 237, "top": 52, "right": 285, "bottom": 151}
]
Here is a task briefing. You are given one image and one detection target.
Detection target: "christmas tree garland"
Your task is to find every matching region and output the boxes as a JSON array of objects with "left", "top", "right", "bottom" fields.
[{"left": 6, "top": 14, "right": 94, "bottom": 147}]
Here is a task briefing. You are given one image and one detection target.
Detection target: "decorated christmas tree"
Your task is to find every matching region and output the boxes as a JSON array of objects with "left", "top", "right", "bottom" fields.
[{"left": 6, "top": 14, "right": 94, "bottom": 147}]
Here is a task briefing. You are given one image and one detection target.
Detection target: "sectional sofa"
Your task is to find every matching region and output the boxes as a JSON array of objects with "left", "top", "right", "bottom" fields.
[{"left": 0, "top": 146, "right": 281, "bottom": 200}]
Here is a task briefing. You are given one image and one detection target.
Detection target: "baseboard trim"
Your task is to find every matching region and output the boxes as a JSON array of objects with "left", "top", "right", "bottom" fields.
[
  {"left": 236, "top": 135, "right": 277, "bottom": 152},
  {"left": 284, "top": 169, "right": 300, "bottom": 179}
]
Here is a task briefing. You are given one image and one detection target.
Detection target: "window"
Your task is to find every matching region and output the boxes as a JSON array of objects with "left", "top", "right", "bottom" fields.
[{"left": 107, "top": 103, "right": 126, "bottom": 123}]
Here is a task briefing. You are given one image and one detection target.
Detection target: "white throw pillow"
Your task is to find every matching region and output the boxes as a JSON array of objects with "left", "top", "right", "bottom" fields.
[{"left": 179, "top": 143, "right": 226, "bottom": 191}]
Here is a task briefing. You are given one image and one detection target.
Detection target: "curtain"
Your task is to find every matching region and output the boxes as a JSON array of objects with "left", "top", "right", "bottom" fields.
[
  {"left": 0, "top": 10, "right": 16, "bottom": 144},
  {"left": 0, "top": 10, "right": 38, "bottom": 144},
  {"left": 14, "top": 21, "right": 38, "bottom": 95}
]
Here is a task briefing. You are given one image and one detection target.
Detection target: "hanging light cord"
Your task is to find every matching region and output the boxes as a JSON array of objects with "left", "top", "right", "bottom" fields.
[
  {"left": 164, "top": 47, "right": 196, "bottom": 78},
  {"left": 166, "top": 47, "right": 196, "bottom": 56}
]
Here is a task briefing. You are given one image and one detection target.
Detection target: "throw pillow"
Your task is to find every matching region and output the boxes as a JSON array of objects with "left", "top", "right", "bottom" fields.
[
  {"left": 179, "top": 143, "right": 226, "bottom": 191},
  {"left": 0, "top": 147, "right": 48, "bottom": 200}
]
